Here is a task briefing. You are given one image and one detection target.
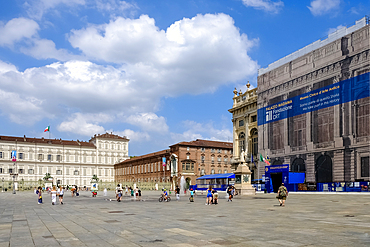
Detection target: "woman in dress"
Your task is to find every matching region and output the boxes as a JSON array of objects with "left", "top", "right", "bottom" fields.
[
  {"left": 206, "top": 186, "right": 213, "bottom": 205},
  {"left": 51, "top": 186, "right": 57, "bottom": 205}
]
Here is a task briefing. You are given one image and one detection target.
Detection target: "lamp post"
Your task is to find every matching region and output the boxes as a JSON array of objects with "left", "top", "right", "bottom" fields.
[{"left": 13, "top": 162, "right": 16, "bottom": 194}]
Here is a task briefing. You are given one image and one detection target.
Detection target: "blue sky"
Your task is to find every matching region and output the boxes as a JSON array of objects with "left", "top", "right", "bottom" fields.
[{"left": 0, "top": 0, "right": 369, "bottom": 155}]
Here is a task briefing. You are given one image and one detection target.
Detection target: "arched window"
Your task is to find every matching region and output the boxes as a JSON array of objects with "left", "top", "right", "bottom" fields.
[
  {"left": 356, "top": 95, "right": 370, "bottom": 137},
  {"left": 315, "top": 154, "right": 332, "bottom": 183},
  {"left": 250, "top": 128, "right": 258, "bottom": 156},
  {"left": 211, "top": 169, "right": 215, "bottom": 174},
  {"left": 291, "top": 158, "right": 305, "bottom": 172},
  {"left": 239, "top": 132, "right": 245, "bottom": 155}
]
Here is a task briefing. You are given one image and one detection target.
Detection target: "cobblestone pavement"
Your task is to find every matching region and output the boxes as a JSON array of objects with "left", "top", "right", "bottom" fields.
[{"left": 0, "top": 190, "right": 369, "bottom": 246}]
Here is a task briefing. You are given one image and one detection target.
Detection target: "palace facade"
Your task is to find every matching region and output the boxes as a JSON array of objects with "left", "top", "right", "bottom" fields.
[
  {"left": 0, "top": 132, "right": 129, "bottom": 188},
  {"left": 114, "top": 139, "right": 233, "bottom": 190},
  {"left": 228, "top": 83, "right": 258, "bottom": 179},
  {"left": 257, "top": 17, "right": 370, "bottom": 184}
]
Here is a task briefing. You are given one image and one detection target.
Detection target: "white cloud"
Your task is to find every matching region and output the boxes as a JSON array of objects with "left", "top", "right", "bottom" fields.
[
  {"left": 24, "top": 0, "right": 86, "bottom": 20},
  {"left": 57, "top": 113, "right": 108, "bottom": 136},
  {"left": 308, "top": 0, "right": 340, "bottom": 16},
  {"left": 170, "top": 120, "right": 232, "bottom": 144},
  {"left": 124, "top": 113, "right": 169, "bottom": 133},
  {"left": 24, "top": 0, "right": 135, "bottom": 20},
  {"left": 20, "top": 38, "right": 81, "bottom": 61},
  {"left": 0, "top": 18, "right": 80, "bottom": 61},
  {"left": 69, "top": 13, "right": 258, "bottom": 96},
  {"left": 241, "top": 0, "right": 284, "bottom": 13},
  {"left": 0, "top": 18, "right": 39, "bottom": 46},
  {"left": 116, "top": 129, "right": 150, "bottom": 142},
  {"left": 327, "top": 25, "right": 345, "bottom": 35},
  {"left": 95, "top": 0, "right": 135, "bottom": 13}
]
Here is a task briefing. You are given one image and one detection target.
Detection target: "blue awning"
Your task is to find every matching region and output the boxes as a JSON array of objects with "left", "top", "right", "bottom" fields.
[{"left": 196, "top": 173, "right": 235, "bottom": 180}]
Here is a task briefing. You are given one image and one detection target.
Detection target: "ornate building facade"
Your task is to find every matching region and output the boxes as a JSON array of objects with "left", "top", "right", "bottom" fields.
[
  {"left": 257, "top": 17, "right": 370, "bottom": 184},
  {"left": 0, "top": 132, "right": 129, "bottom": 188},
  {"left": 228, "top": 83, "right": 258, "bottom": 179},
  {"left": 114, "top": 139, "right": 233, "bottom": 190}
]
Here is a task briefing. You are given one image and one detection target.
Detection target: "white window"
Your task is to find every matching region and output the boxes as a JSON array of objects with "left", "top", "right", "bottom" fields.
[
  {"left": 18, "top": 153, "right": 24, "bottom": 159},
  {"left": 201, "top": 148, "right": 205, "bottom": 152},
  {"left": 217, "top": 149, "right": 221, "bottom": 153},
  {"left": 211, "top": 149, "right": 215, "bottom": 153},
  {"left": 56, "top": 155, "right": 61, "bottom": 161},
  {"left": 74, "top": 170, "right": 79, "bottom": 176},
  {"left": 38, "top": 154, "right": 43, "bottom": 160},
  {"left": 187, "top": 147, "right": 189, "bottom": 151},
  {"left": 47, "top": 154, "right": 52, "bottom": 161},
  {"left": 56, "top": 170, "right": 62, "bottom": 175},
  {"left": 0, "top": 152, "right": 2, "bottom": 158},
  {"left": 211, "top": 169, "right": 215, "bottom": 174},
  {"left": 187, "top": 155, "right": 190, "bottom": 159},
  {"left": 39, "top": 167, "right": 43, "bottom": 175}
]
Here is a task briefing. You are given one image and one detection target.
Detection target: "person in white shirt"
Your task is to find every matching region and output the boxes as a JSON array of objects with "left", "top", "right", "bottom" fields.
[{"left": 57, "top": 186, "right": 64, "bottom": 205}]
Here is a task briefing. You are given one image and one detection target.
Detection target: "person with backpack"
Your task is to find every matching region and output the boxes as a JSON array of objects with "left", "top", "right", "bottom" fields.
[{"left": 277, "top": 183, "right": 288, "bottom": 206}]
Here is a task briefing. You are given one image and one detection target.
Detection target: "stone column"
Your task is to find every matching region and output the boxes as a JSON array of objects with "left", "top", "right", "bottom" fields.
[
  {"left": 306, "top": 112, "right": 314, "bottom": 151},
  {"left": 334, "top": 105, "right": 342, "bottom": 148},
  {"left": 333, "top": 150, "right": 344, "bottom": 181},
  {"left": 306, "top": 154, "right": 315, "bottom": 182},
  {"left": 245, "top": 114, "right": 249, "bottom": 154}
]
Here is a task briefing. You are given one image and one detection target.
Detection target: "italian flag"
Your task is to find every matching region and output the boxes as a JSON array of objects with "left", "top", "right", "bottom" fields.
[
  {"left": 44, "top": 126, "right": 50, "bottom": 132},
  {"left": 259, "top": 153, "right": 270, "bottom": 166}
]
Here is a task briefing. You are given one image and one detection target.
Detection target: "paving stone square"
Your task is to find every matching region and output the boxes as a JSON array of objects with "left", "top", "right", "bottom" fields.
[{"left": 0, "top": 190, "right": 369, "bottom": 246}]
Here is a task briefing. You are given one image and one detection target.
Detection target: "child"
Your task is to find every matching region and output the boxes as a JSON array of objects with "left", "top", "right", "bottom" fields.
[
  {"left": 189, "top": 188, "right": 194, "bottom": 202},
  {"left": 212, "top": 190, "right": 218, "bottom": 204},
  {"left": 37, "top": 186, "right": 43, "bottom": 204}
]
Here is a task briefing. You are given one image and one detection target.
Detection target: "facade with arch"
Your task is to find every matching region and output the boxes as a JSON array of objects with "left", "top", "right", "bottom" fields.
[
  {"left": 257, "top": 18, "right": 370, "bottom": 184},
  {"left": 228, "top": 84, "right": 258, "bottom": 179}
]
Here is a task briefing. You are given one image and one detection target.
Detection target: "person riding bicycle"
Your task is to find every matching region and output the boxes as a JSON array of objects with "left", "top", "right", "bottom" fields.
[{"left": 162, "top": 189, "right": 168, "bottom": 201}]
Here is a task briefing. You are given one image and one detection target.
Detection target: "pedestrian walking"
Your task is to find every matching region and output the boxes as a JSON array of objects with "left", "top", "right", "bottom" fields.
[
  {"left": 125, "top": 185, "right": 128, "bottom": 196},
  {"left": 51, "top": 186, "right": 57, "bottom": 205},
  {"left": 103, "top": 188, "right": 107, "bottom": 197},
  {"left": 227, "top": 186, "right": 233, "bottom": 202},
  {"left": 277, "top": 183, "right": 288, "bottom": 206},
  {"left": 206, "top": 186, "right": 213, "bottom": 205},
  {"left": 57, "top": 186, "right": 64, "bottom": 205},
  {"left": 116, "top": 184, "right": 122, "bottom": 202},
  {"left": 138, "top": 187, "right": 141, "bottom": 200},
  {"left": 37, "top": 186, "right": 43, "bottom": 204},
  {"left": 175, "top": 186, "right": 180, "bottom": 201}
]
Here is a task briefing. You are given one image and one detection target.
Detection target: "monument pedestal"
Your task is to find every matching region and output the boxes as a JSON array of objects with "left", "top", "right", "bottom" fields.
[{"left": 234, "top": 163, "right": 255, "bottom": 196}]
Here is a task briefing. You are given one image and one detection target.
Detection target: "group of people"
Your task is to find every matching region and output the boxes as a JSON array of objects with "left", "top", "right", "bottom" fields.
[
  {"left": 205, "top": 186, "right": 219, "bottom": 205},
  {"left": 35, "top": 186, "right": 64, "bottom": 205},
  {"left": 115, "top": 185, "right": 141, "bottom": 202}
]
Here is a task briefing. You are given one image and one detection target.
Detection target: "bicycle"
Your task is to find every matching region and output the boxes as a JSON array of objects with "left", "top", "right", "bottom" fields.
[{"left": 159, "top": 194, "right": 171, "bottom": 202}]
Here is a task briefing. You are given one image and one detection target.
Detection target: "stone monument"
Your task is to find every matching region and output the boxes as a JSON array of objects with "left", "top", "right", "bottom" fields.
[{"left": 234, "top": 151, "right": 255, "bottom": 195}]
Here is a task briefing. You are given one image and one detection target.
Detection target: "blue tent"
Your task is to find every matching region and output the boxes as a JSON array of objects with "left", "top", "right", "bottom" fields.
[{"left": 196, "top": 173, "right": 235, "bottom": 180}]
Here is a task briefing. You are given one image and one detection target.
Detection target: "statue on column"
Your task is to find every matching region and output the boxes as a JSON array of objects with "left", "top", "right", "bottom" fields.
[{"left": 240, "top": 149, "right": 245, "bottom": 163}]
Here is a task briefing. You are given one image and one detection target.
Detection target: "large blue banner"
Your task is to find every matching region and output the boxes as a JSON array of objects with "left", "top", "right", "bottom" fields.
[{"left": 258, "top": 72, "right": 370, "bottom": 126}]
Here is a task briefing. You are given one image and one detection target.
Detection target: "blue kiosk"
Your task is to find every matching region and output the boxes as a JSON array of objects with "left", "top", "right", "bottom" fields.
[{"left": 265, "top": 164, "right": 305, "bottom": 193}]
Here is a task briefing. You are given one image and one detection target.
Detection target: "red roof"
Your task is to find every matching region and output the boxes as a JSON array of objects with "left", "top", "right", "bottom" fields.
[
  {"left": 0, "top": 135, "right": 95, "bottom": 147},
  {"left": 170, "top": 139, "right": 233, "bottom": 149},
  {"left": 116, "top": 149, "right": 170, "bottom": 165}
]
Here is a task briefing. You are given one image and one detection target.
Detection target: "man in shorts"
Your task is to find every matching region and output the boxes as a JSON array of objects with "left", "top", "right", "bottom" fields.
[{"left": 277, "top": 183, "right": 288, "bottom": 206}]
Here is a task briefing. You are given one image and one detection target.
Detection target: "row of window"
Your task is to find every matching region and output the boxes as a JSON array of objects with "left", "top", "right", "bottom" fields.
[
  {"left": 238, "top": 115, "right": 257, "bottom": 127},
  {"left": 194, "top": 147, "right": 231, "bottom": 154},
  {"left": 0, "top": 167, "right": 112, "bottom": 176},
  {"left": 0, "top": 152, "right": 122, "bottom": 164},
  {"left": 200, "top": 168, "right": 228, "bottom": 175},
  {"left": 99, "top": 143, "right": 127, "bottom": 150},
  {"left": 118, "top": 162, "right": 170, "bottom": 176},
  {"left": 200, "top": 156, "right": 230, "bottom": 163}
]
